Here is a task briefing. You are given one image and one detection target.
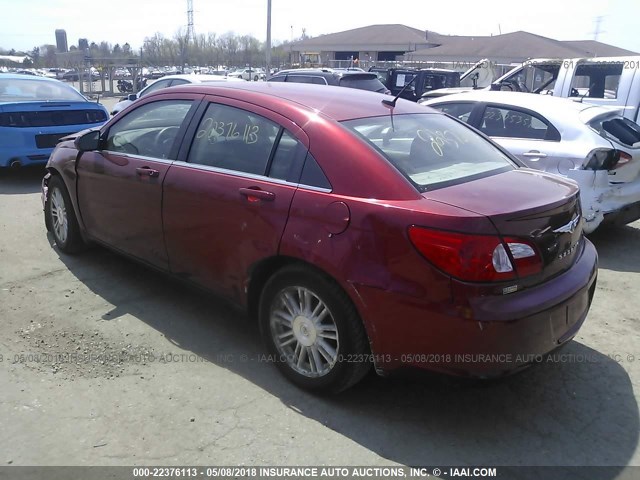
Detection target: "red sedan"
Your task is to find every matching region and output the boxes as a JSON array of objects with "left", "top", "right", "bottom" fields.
[{"left": 42, "top": 83, "right": 597, "bottom": 392}]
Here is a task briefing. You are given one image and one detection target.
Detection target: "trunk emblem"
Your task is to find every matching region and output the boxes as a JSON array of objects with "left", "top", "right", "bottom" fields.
[{"left": 553, "top": 215, "right": 580, "bottom": 234}]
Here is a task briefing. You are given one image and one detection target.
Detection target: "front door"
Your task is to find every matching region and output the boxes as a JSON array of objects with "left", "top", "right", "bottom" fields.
[{"left": 76, "top": 96, "right": 199, "bottom": 269}]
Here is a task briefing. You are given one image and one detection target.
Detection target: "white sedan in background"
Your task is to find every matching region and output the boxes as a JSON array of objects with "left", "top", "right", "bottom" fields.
[
  {"left": 110, "top": 74, "right": 244, "bottom": 115},
  {"left": 421, "top": 91, "right": 640, "bottom": 233}
]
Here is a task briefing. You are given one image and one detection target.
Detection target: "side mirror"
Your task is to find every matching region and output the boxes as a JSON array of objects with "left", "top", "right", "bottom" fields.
[
  {"left": 75, "top": 130, "right": 101, "bottom": 152},
  {"left": 127, "top": 93, "right": 137, "bottom": 101}
]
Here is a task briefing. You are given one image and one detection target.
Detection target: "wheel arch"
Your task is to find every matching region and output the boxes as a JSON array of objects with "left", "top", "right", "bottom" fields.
[{"left": 246, "top": 255, "right": 374, "bottom": 349}]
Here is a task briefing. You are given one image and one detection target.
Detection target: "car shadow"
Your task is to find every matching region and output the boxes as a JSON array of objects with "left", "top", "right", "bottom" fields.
[
  {"left": 50, "top": 239, "right": 639, "bottom": 473},
  {"left": 588, "top": 222, "right": 640, "bottom": 273},
  {"left": 0, "top": 166, "right": 46, "bottom": 195}
]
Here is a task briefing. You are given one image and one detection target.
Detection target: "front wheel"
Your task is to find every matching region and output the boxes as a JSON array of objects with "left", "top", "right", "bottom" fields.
[
  {"left": 259, "top": 265, "right": 371, "bottom": 393},
  {"left": 45, "top": 175, "right": 85, "bottom": 253}
]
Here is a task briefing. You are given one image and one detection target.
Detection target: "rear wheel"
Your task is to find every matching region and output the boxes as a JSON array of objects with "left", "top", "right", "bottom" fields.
[
  {"left": 45, "top": 175, "right": 84, "bottom": 253},
  {"left": 259, "top": 265, "right": 371, "bottom": 393}
]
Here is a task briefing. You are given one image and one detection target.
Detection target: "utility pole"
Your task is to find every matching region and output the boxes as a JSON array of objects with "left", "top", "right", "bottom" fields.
[
  {"left": 592, "top": 15, "right": 604, "bottom": 41},
  {"left": 266, "top": 0, "right": 272, "bottom": 77}
]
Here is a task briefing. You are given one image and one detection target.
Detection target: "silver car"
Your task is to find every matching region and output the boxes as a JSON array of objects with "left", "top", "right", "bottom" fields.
[
  {"left": 110, "top": 74, "right": 244, "bottom": 115},
  {"left": 421, "top": 91, "right": 640, "bottom": 233}
]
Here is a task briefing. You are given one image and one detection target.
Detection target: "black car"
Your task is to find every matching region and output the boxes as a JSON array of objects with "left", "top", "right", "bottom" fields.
[
  {"left": 268, "top": 68, "right": 389, "bottom": 94},
  {"left": 62, "top": 69, "right": 100, "bottom": 82},
  {"left": 369, "top": 67, "right": 460, "bottom": 102}
]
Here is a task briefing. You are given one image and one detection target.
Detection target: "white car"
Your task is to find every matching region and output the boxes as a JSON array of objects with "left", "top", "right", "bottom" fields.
[
  {"left": 421, "top": 91, "right": 640, "bottom": 233},
  {"left": 110, "top": 74, "right": 244, "bottom": 115},
  {"left": 229, "top": 68, "right": 266, "bottom": 81}
]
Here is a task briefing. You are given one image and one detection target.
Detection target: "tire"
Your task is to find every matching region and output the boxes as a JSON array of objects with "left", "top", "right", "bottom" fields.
[
  {"left": 259, "top": 264, "right": 371, "bottom": 393},
  {"left": 45, "top": 175, "right": 85, "bottom": 253},
  {"left": 254, "top": 75, "right": 259, "bottom": 81}
]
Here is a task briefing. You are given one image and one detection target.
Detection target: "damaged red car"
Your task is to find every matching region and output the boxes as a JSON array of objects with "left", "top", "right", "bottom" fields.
[{"left": 42, "top": 82, "right": 597, "bottom": 392}]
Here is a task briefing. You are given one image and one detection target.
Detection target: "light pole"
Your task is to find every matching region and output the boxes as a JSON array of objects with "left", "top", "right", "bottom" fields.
[{"left": 266, "top": 0, "right": 272, "bottom": 77}]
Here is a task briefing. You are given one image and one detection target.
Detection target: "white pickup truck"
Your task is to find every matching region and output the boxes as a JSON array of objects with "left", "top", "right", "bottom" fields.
[
  {"left": 490, "top": 56, "right": 640, "bottom": 122},
  {"left": 421, "top": 56, "right": 640, "bottom": 122}
]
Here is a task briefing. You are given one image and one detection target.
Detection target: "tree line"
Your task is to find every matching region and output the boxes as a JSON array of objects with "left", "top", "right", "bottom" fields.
[{"left": 1, "top": 29, "right": 308, "bottom": 68}]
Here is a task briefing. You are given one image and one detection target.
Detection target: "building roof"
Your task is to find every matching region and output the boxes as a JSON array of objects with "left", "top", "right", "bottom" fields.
[
  {"left": 292, "top": 24, "right": 442, "bottom": 51},
  {"left": 404, "top": 31, "right": 637, "bottom": 61},
  {"left": 290, "top": 24, "right": 637, "bottom": 62},
  {"left": 561, "top": 40, "right": 637, "bottom": 57}
]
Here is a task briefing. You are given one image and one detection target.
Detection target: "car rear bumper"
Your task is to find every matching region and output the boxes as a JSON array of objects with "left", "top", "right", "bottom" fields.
[
  {"left": 353, "top": 238, "right": 598, "bottom": 377},
  {"left": 0, "top": 148, "right": 53, "bottom": 168}
]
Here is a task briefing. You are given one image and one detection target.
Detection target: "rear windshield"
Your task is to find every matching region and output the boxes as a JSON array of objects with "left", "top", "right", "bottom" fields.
[
  {"left": 0, "top": 78, "right": 86, "bottom": 102},
  {"left": 339, "top": 75, "right": 387, "bottom": 93},
  {"left": 590, "top": 116, "right": 640, "bottom": 148},
  {"left": 343, "top": 113, "right": 515, "bottom": 191}
]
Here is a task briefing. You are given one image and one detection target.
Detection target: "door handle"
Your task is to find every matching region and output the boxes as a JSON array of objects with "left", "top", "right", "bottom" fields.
[
  {"left": 522, "top": 151, "right": 548, "bottom": 158},
  {"left": 136, "top": 167, "right": 159, "bottom": 177},
  {"left": 239, "top": 187, "right": 275, "bottom": 202}
]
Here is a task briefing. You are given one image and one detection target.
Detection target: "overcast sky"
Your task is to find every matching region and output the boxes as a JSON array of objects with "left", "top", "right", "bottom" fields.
[{"left": 1, "top": 0, "right": 638, "bottom": 54}]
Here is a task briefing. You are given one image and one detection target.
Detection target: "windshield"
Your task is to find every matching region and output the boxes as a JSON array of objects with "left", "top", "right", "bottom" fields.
[
  {"left": 343, "top": 113, "right": 515, "bottom": 191},
  {"left": 0, "top": 78, "right": 86, "bottom": 102}
]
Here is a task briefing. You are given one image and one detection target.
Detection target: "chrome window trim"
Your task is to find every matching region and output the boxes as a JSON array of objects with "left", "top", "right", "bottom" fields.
[
  {"left": 100, "top": 151, "right": 175, "bottom": 164},
  {"left": 172, "top": 160, "right": 332, "bottom": 192}
]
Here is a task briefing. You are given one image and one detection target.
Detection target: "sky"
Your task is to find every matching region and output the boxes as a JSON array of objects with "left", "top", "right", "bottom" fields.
[{"left": 1, "top": 0, "right": 639, "bottom": 54}]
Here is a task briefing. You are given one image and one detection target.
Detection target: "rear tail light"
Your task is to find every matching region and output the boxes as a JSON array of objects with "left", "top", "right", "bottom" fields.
[
  {"left": 408, "top": 226, "right": 542, "bottom": 282},
  {"left": 612, "top": 151, "right": 632, "bottom": 169},
  {"left": 583, "top": 148, "right": 620, "bottom": 170}
]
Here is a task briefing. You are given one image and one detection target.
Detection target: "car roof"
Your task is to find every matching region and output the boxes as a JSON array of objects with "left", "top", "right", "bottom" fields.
[
  {"left": 424, "top": 90, "right": 598, "bottom": 113},
  {"left": 424, "top": 90, "right": 623, "bottom": 125},
  {"left": 162, "top": 82, "right": 435, "bottom": 121},
  {"left": 154, "top": 73, "right": 243, "bottom": 82},
  {"left": 274, "top": 68, "right": 376, "bottom": 77},
  {"left": 0, "top": 73, "right": 61, "bottom": 83}
]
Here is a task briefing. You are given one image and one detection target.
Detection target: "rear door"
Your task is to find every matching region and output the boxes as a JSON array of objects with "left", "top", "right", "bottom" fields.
[
  {"left": 76, "top": 94, "right": 201, "bottom": 269},
  {"left": 162, "top": 97, "right": 309, "bottom": 302},
  {"left": 474, "top": 104, "right": 570, "bottom": 173}
]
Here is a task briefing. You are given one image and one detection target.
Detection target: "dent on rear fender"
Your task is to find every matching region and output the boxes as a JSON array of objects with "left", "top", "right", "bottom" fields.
[{"left": 565, "top": 168, "right": 640, "bottom": 233}]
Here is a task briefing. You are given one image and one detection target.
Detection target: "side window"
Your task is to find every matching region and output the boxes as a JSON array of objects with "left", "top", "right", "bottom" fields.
[
  {"left": 434, "top": 103, "right": 475, "bottom": 123},
  {"left": 268, "top": 130, "right": 305, "bottom": 181},
  {"left": 311, "top": 77, "right": 327, "bottom": 85},
  {"left": 188, "top": 103, "right": 280, "bottom": 175},
  {"left": 268, "top": 76, "right": 286, "bottom": 82},
  {"left": 480, "top": 106, "right": 556, "bottom": 140},
  {"left": 169, "top": 79, "right": 190, "bottom": 86},
  {"left": 105, "top": 100, "right": 193, "bottom": 159},
  {"left": 570, "top": 63, "right": 623, "bottom": 99},
  {"left": 139, "top": 79, "right": 172, "bottom": 97},
  {"left": 300, "top": 153, "right": 331, "bottom": 190},
  {"left": 286, "top": 75, "right": 314, "bottom": 84}
]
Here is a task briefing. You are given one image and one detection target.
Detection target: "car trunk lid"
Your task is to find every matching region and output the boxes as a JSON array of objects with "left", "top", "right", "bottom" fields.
[{"left": 423, "top": 168, "right": 583, "bottom": 283}]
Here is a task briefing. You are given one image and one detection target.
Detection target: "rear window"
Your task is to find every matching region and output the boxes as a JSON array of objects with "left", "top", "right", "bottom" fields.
[
  {"left": 0, "top": 78, "right": 86, "bottom": 102},
  {"left": 343, "top": 114, "right": 515, "bottom": 191},
  {"left": 590, "top": 116, "right": 640, "bottom": 148},
  {"left": 339, "top": 75, "right": 387, "bottom": 93}
]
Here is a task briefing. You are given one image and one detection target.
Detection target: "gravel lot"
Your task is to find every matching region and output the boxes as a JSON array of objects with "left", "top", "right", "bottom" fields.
[{"left": 0, "top": 128, "right": 639, "bottom": 474}]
